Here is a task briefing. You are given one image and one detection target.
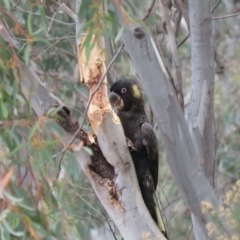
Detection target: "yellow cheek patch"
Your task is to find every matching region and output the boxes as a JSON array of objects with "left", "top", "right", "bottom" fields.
[{"left": 132, "top": 84, "right": 141, "bottom": 98}]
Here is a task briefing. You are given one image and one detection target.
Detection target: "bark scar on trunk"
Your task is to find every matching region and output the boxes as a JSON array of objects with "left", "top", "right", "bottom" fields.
[
  {"left": 89, "top": 169, "right": 124, "bottom": 210},
  {"left": 76, "top": 35, "right": 125, "bottom": 209},
  {"left": 54, "top": 105, "right": 124, "bottom": 209},
  {"left": 78, "top": 35, "right": 114, "bottom": 134}
]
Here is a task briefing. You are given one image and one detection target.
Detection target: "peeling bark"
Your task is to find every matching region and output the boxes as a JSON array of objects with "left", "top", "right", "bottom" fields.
[
  {"left": 56, "top": 106, "right": 115, "bottom": 180},
  {"left": 78, "top": 35, "right": 117, "bottom": 133}
]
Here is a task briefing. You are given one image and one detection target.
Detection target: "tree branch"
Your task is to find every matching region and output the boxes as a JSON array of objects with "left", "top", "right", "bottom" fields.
[
  {"left": 143, "top": 0, "right": 157, "bottom": 21},
  {"left": 158, "top": 0, "right": 184, "bottom": 111}
]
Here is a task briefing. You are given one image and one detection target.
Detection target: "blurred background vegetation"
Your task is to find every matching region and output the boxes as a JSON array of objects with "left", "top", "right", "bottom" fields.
[{"left": 1, "top": 0, "right": 240, "bottom": 239}]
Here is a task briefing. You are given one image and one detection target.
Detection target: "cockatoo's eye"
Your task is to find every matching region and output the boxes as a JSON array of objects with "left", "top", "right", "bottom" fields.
[{"left": 121, "top": 88, "right": 127, "bottom": 94}]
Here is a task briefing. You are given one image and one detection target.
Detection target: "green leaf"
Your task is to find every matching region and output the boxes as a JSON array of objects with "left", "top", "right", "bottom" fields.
[
  {"left": 3, "top": 191, "right": 23, "bottom": 204},
  {"left": 33, "top": 26, "right": 43, "bottom": 36},
  {"left": 4, "top": 81, "right": 13, "bottom": 95},
  {"left": 46, "top": 122, "right": 64, "bottom": 137},
  {"left": 9, "top": 142, "right": 28, "bottom": 157},
  {"left": 3, "top": 0, "right": 10, "bottom": 10},
  {"left": 1, "top": 101, "right": 8, "bottom": 119},
  {"left": 23, "top": 44, "right": 31, "bottom": 65},
  {"left": 27, "top": 10, "right": 33, "bottom": 35},
  {"left": 68, "top": 152, "right": 80, "bottom": 181},
  {"left": 79, "top": 21, "right": 94, "bottom": 35},
  {"left": 31, "top": 222, "right": 48, "bottom": 236},
  {"left": 83, "top": 146, "right": 93, "bottom": 156},
  {"left": 108, "top": 9, "right": 119, "bottom": 33},
  {"left": 28, "top": 121, "right": 39, "bottom": 141},
  {"left": 102, "top": 29, "right": 114, "bottom": 38},
  {"left": 114, "top": 26, "right": 125, "bottom": 43},
  {"left": 40, "top": 7, "right": 47, "bottom": 34},
  {"left": 82, "top": 32, "right": 95, "bottom": 64},
  {"left": 54, "top": 221, "right": 63, "bottom": 239},
  {"left": 78, "top": 0, "right": 94, "bottom": 21},
  {"left": 2, "top": 219, "right": 24, "bottom": 237},
  {"left": 0, "top": 224, "right": 10, "bottom": 240},
  {"left": 17, "top": 201, "right": 34, "bottom": 211},
  {"left": 0, "top": 209, "right": 10, "bottom": 221}
]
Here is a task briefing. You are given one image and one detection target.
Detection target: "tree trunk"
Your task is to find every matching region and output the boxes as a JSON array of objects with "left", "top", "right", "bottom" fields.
[
  {"left": 188, "top": 1, "right": 216, "bottom": 238},
  {"left": 115, "top": 0, "right": 232, "bottom": 239},
  {"left": 188, "top": 0, "right": 215, "bottom": 187}
]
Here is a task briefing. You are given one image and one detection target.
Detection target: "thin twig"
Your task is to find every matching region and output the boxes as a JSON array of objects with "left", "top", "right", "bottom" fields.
[
  {"left": 211, "top": 0, "right": 222, "bottom": 13},
  {"left": 143, "top": 0, "right": 157, "bottom": 21},
  {"left": 159, "top": 0, "right": 184, "bottom": 111},
  {"left": 175, "top": 9, "right": 182, "bottom": 38},
  {"left": 211, "top": 11, "right": 240, "bottom": 20},
  {"left": 69, "top": 189, "right": 106, "bottom": 218},
  {"left": 47, "top": 4, "right": 64, "bottom": 35},
  {"left": 9, "top": 0, "right": 76, "bottom": 26},
  {"left": 97, "top": 198, "right": 118, "bottom": 240},
  {"left": 175, "top": 0, "right": 190, "bottom": 31},
  {"left": 186, "top": 223, "right": 193, "bottom": 240},
  {"left": 174, "top": 1, "right": 224, "bottom": 48},
  {"left": 161, "top": 186, "right": 170, "bottom": 205},
  {"left": 177, "top": 33, "right": 189, "bottom": 49},
  {"left": 175, "top": 0, "right": 190, "bottom": 49},
  {"left": 154, "top": 192, "right": 169, "bottom": 235},
  {"left": 162, "top": 196, "right": 182, "bottom": 211},
  {"left": 54, "top": 1, "right": 77, "bottom": 21},
  {"left": 53, "top": 44, "right": 124, "bottom": 181},
  {"left": 106, "top": 220, "right": 118, "bottom": 240}
]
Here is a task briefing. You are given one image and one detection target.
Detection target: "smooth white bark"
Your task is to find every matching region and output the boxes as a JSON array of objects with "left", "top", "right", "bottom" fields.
[{"left": 188, "top": 0, "right": 215, "bottom": 187}]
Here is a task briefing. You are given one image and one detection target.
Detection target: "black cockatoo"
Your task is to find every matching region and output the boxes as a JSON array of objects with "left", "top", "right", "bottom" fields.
[{"left": 109, "top": 78, "right": 167, "bottom": 238}]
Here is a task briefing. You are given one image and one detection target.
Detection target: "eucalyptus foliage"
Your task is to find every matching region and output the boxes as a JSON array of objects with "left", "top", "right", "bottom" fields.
[{"left": 1, "top": 0, "right": 240, "bottom": 239}]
